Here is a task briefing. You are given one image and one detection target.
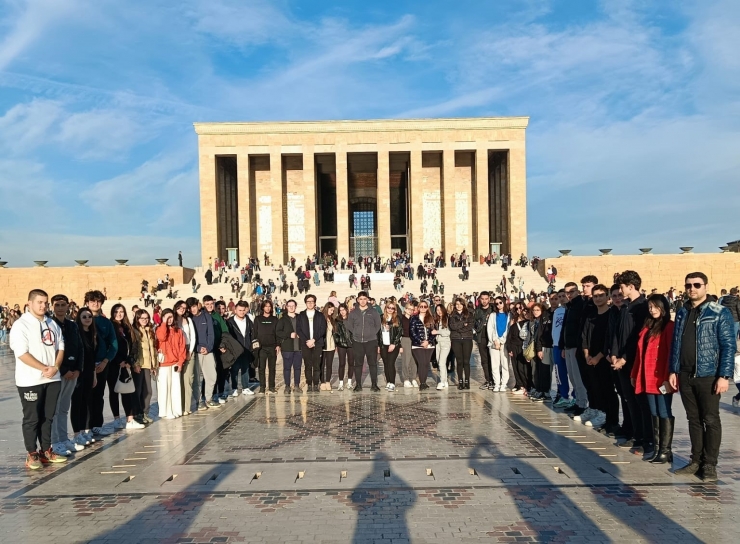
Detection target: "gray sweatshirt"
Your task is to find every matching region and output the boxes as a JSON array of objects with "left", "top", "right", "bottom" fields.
[{"left": 347, "top": 306, "right": 381, "bottom": 343}]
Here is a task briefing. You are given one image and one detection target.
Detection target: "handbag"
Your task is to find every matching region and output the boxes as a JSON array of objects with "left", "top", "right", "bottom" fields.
[{"left": 114, "top": 367, "right": 136, "bottom": 394}]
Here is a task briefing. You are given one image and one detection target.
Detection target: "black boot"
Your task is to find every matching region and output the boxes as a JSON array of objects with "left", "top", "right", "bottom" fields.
[
  {"left": 645, "top": 416, "right": 660, "bottom": 461},
  {"left": 464, "top": 380, "right": 470, "bottom": 390},
  {"left": 651, "top": 417, "right": 674, "bottom": 464}
]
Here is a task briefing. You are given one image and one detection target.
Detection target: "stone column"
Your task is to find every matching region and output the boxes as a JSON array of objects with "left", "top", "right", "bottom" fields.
[
  {"left": 475, "top": 147, "right": 489, "bottom": 257},
  {"left": 335, "top": 148, "right": 350, "bottom": 259},
  {"left": 270, "top": 148, "right": 285, "bottom": 264},
  {"left": 409, "top": 148, "right": 424, "bottom": 263},
  {"left": 302, "top": 148, "right": 317, "bottom": 259},
  {"left": 376, "top": 148, "right": 391, "bottom": 259},
  {"left": 442, "top": 149, "right": 456, "bottom": 257},
  {"left": 237, "top": 149, "right": 252, "bottom": 264},
  {"left": 508, "top": 144, "right": 527, "bottom": 258},
  {"left": 199, "top": 149, "right": 217, "bottom": 267}
]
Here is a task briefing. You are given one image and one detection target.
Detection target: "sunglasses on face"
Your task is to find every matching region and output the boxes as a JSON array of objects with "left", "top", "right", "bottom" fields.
[
  {"left": 419, "top": 305, "right": 428, "bottom": 309},
  {"left": 81, "top": 315, "right": 92, "bottom": 320},
  {"left": 685, "top": 282, "right": 704, "bottom": 290}
]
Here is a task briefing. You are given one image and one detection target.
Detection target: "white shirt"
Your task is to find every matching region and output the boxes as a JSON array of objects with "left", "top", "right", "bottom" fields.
[
  {"left": 10, "top": 312, "right": 64, "bottom": 387},
  {"left": 306, "top": 309, "right": 315, "bottom": 340},
  {"left": 180, "top": 316, "right": 196, "bottom": 354},
  {"left": 552, "top": 307, "right": 566, "bottom": 347},
  {"left": 234, "top": 315, "right": 248, "bottom": 338}
]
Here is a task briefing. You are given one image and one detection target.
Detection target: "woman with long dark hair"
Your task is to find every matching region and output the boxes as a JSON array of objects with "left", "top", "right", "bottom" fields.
[
  {"left": 133, "top": 309, "right": 157, "bottom": 423},
  {"left": 334, "top": 303, "right": 354, "bottom": 391},
  {"left": 529, "top": 303, "right": 549, "bottom": 400},
  {"left": 378, "top": 301, "right": 403, "bottom": 391},
  {"left": 487, "top": 296, "right": 510, "bottom": 391},
  {"left": 253, "top": 299, "right": 280, "bottom": 394},
  {"left": 110, "top": 304, "right": 144, "bottom": 430},
  {"left": 174, "top": 300, "right": 197, "bottom": 414},
  {"left": 631, "top": 294, "right": 675, "bottom": 463},
  {"left": 506, "top": 303, "right": 531, "bottom": 395},
  {"left": 156, "top": 309, "right": 187, "bottom": 418},
  {"left": 449, "top": 298, "right": 474, "bottom": 390},
  {"left": 433, "top": 304, "right": 451, "bottom": 390},
  {"left": 320, "top": 303, "right": 337, "bottom": 391},
  {"left": 410, "top": 301, "right": 436, "bottom": 390},
  {"left": 70, "top": 307, "right": 97, "bottom": 448}
]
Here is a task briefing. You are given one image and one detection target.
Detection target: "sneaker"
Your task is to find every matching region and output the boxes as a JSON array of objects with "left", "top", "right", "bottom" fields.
[
  {"left": 347, "top": 379, "right": 353, "bottom": 389},
  {"left": 125, "top": 420, "right": 145, "bottom": 430},
  {"left": 496, "top": 384, "right": 505, "bottom": 392},
  {"left": 243, "top": 388, "right": 254, "bottom": 395},
  {"left": 385, "top": 383, "right": 391, "bottom": 390},
  {"left": 65, "top": 439, "right": 84, "bottom": 452},
  {"left": 39, "top": 449, "right": 67, "bottom": 464},
  {"left": 113, "top": 417, "right": 126, "bottom": 430},
  {"left": 269, "top": 388, "right": 277, "bottom": 394},
  {"left": 284, "top": 386, "right": 291, "bottom": 394},
  {"left": 52, "top": 442, "right": 71, "bottom": 456},
  {"left": 531, "top": 393, "right": 545, "bottom": 403},
  {"left": 371, "top": 385, "right": 381, "bottom": 392},
  {"left": 230, "top": 389, "right": 239, "bottom": 397},
  {"left": 513, "top": 388, "right": 525, "bottom": 396},
  {"left": 479, "top": 382, "right": 490, "bottom": 390},
  {"left": 437, "top": 382, "right": 445, "bottom": 390},
  {"left": 700, "top": 465, "right": 718, "bottom": 482},
  {"left": 74, "top": 434, "right": 88, "bottom": 449},
  {"left": 732, "top": 395, "right": 740, "bottom": 408},
  {"left": 403, "top": 380, "right": 412, "bottom": 388},
  {"left": 553, "top": 397, "right": 569, "bottom": 408},
  {"left": 585, "top": 412, "right": 606, "bottom": 428},
  {"left": 412, "top": 380, "right": 419, "bottom": 388},
  {"left": 674, "top": 461, "right": 701, "bottom": 476},
  {"left": 217, "top": 397, "right": 226, "bottom": 405},
  {"left": 207, "top": 400, "right": 222, "bottom": 407},
  {"left": 388, "top": 383, "right": 396, "bottom": 392},
  {"left": 82, "top": 431, "right": 94, "bottom": 444},
  {"left": 26, "top": 451, "right": 42, "bottom": 470},
  {"left": 574, "top": 408, "right": 595, "bottom": 422},
  {"left": 569, "top": 406, "right": 585, "bottom": 417}
]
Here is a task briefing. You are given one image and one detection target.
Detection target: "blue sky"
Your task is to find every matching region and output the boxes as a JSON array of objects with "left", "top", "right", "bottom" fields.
[{"left": 0, "top": 0, "right": 738, "bottom": 267}]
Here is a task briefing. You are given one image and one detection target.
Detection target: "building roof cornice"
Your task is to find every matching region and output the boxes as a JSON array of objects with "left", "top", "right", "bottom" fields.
[{"left": 193, "top": 116, "right": 529, "bottom": 135}]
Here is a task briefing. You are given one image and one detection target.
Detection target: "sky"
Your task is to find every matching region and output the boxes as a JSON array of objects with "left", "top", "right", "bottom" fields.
[{"left": 0, "top": 0, "right": 738, "bottom": 267}]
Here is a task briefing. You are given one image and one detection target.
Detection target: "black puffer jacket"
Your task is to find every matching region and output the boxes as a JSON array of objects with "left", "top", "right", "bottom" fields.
[
  {"left": 449, "top": 311, "right": 474, "bottom": 340},
  {"left": 720, "top": 294, "right": 740, "bottom": 322}
]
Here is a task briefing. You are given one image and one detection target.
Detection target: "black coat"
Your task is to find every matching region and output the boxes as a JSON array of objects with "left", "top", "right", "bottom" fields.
[
  {"left": 226, "top": 316, "right": 254, "bottom": 367},
  {"left": 296, "top": 310, "right": 327, "bottom": 350},
  {"left": 219, "top": 334, "right": 244, "bottom": 369},
  {"left": 54, "top": 317, "right": 84, "bottom": 375}
]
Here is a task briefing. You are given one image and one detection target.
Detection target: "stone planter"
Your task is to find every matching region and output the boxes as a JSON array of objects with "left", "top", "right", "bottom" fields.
[
  {"left": 639, "top": 248, "right": 652, "bottom": 255},
  {"left": 679, "top": 247, "right": 694, "bottom": 254},
  {"left": 720, "top": 246, "right": 729, "bottom": 253},
  {"left": 156, "top": 258, "right": 169, "bottom": 265},
  {"left": 599, "top": 249, "right": 612, "bottom": 255},
  {"left": 115, "top": 259, "right": 129, "bottom": 266},
  {"left": 34, "top": 261, "right": 48, "bottom": 267},
  {"left": 558, "top": 250, "right": 571, "bottom": 257},
  {"left": 75, "top": 260, "right": 89, "bottom": 266}
]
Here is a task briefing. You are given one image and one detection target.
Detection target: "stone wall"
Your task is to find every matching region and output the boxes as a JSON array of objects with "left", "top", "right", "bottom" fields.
[
  {"left": 540, "top": 253, "right": 740, "bottom": 294},
  {"left": 0, "top": 266, "right": 195, "bottom": 308}
]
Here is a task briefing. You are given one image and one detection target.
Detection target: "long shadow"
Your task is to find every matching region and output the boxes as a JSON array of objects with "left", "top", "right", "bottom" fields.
[
  {"left": 351, "top": 452, "right": 415, "bottom": 544},
  {"left": 506, "top": 412, "right": 704, "bottom": 543}
]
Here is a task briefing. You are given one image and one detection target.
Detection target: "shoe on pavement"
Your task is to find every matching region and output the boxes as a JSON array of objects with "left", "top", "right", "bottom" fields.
[
  {"left": 243, "top": 388, "right": 255, "bottom": 395},
  {"left": 92, "top": 427, "right": 110, "bottom": 438},
  {"left": 230, "top": 390, "right": 239, "bottom": 397},
  {"left": 217, "top": 397, "right": 226, "bottom": 404},
  {"left": 284, "top": 386, "right": 291, "bottom": 394},
  {"left": 40, "top": 449, "right": 67, "bottom": 464},
  {"left": 113, "top": 417, "right": 126, "bottom": 430},
  {"left": 699, "top": 465, "right": 718, "bottom": 482},
  {"left": 52, "top": 443, "right": 71, "bottom": 456},
  {"left": 26, "top": 451, "right": 42, "bottom": 470},
  {"left": 513, "top": 388, "right": 525, "bottom": 396},
  {"left": 574, "top": 408, "right": 595, "bottom": 422},
  {"left": 371, "top": 385, "right": 381, "bottom": 392},
  {"left": 388, "top": 383, "right": 396, "bottom": 391},
  {"left": 65, "top": 439, "right": 84, "bottom": 452},
  {"left": 385, "top": 383, "right": 391, "bottom": 390},
  {"left": 126, "top": 420, "right": 145, "bottom": 430},
  {"left": 437, "top": 382, "right": 444, "bottom": 390},
  {"left": 674, "top": 461, "right": 701, "bottom": 476},
  {"left": 403, "top": 380, "right": 412, "bottom": 388},
  {"left": 269, "top": 388, "right": 277, "bottom": 394},
  {"left": 412, "top": 380, "right": 419, "bottom": 388},
  {"left": 347, "top": 379, "right": 353, "bottom": 389},
  {"left": 732, "top": 395, "right": 740, "bottom": 408},
  {"left": 338, "top": 380, "right": 344, "bottom": 391},
  {"left": 585, "top": 412, "right": 606, "bottom": 428},
  {"left": 74, "top": 434, "right": 89, "bottom": 449}
]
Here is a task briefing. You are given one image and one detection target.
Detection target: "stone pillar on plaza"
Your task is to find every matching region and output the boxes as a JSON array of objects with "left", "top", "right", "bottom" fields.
[
  {"left": 409, "top": 148, "right": 424, "bottom": 263},
  {"left": 475, "top": 147, "right": 489, "bottom": 258},
  {"left": 270, "top": 149, "right": 285, "bottom": 264},
  {"left": 199, "top": 150, "right": 218, "bottom": 265},
  {"left": 508, "top": 144, "right": 527, "bottom": 258},
  {"left": 335, "top": 148, "right": 350, "bottom": 259},
  {"left": 376, "top": 148, "right": 391, "bottom": 259},
  {"left": 237, "top": 149, "right": 252, "bottom": 264},
  {"left": 442, "top": 148, "right": 456, "bottom": 258},
  {"left": 302, "top": 148, "right": 317, "bottom": 259}
]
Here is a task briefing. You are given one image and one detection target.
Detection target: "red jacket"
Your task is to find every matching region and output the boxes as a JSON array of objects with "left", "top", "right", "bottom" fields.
[
  {"left": 631, "top": 321, "right": 674, "bottom": 395},
  {"left": 155, "top": 325, "right": 187, "bottom": 367}
]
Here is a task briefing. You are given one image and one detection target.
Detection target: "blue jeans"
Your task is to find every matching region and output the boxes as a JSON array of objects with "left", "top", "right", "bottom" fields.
[
  {"left": 552, "top": 347, "right": 571, "bottom": 399},
  {"left": 646, "top": 393, "right": 673, "bottom": 418}
]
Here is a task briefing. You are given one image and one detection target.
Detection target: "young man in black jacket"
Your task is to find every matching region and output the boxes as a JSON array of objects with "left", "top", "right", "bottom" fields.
[
  {"left": 296, "top": 295, "right": 327, "bottom": 392},
  {"left": 276, "top": 299, "right": 302, "bottom": 393},
  {"left": 473, "top": 292, "right": 494, "bottom": 390},
  {"left": 50, "top": 295, "right": 84, "bottom": 456},
  {"left": 226, "top": 301, "right": 255, "bottom": 396},
  {"left": 559, "top": 282, "right": 588, "bottom": 416}
]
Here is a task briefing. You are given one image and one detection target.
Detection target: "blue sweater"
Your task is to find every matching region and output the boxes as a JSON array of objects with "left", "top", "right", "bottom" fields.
[
  {"left": 94, "top": 315, "right": 118, "bottom": 363},
  {"left": 192, "top": 310, "right": 215, "bottom": 353}
]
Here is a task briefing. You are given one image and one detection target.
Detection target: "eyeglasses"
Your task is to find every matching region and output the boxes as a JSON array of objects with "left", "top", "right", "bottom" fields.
[
  {"left": 685, "top": 282, "right": 704, "bottom": 290},
  {"left": 419, "top": 305, "right": 428, "bottom": 309},
  {"left": 139, "top": 317, "right": 150, "bottom": 321},
  {"left": 80, "top": 315, "right": 92, "bottom": 320}
]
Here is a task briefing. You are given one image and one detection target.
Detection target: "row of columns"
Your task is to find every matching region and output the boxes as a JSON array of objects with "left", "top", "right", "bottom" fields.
[{"left": 200, "top": 145, "right": 526, "bottom": 266}]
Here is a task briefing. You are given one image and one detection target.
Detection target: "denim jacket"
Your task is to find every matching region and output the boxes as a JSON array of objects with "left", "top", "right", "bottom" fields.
[{"left": 669, "top": 300, "right": 735, "bottom": 378}]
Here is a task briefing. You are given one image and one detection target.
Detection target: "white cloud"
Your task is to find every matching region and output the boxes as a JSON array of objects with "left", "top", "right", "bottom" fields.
[
  {"left": 188, "top": 0, "right": 294, "bottom": 46},
  {"left": 56, "top": 108, "right": 141, "bottom": 158},
  {"left": 0, "top": 98, "right": 63, "bottom": 152}
]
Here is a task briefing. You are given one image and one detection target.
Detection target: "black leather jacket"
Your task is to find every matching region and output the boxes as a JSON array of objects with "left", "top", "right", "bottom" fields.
[
  {"left": 377, "top": 319, "right": 403, "bottom": 347},
  {"left": 333, "top": 317, "right": 354, "bottom": 348}
]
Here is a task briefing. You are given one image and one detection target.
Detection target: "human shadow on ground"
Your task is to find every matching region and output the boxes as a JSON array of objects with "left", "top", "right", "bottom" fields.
[{"left": 351, "top": 452, "right": 416, "bottom": 544}]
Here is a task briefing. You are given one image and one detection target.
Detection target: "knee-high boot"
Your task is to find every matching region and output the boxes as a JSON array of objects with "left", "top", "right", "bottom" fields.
[
  {"left": 645, "top": 415, "right": 660, "bottom": 461},
  {"left": 650, "top": 417, "right": 674, "bottom": 464}
]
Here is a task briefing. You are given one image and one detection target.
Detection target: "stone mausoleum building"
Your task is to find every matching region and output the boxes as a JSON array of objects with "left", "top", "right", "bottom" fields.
[{"left": 194, "top": 117, "right": 528, "bottom": 266}]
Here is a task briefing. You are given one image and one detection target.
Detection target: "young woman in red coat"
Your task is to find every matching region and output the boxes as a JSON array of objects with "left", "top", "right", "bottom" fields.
[{"left": 631, "top": 294, "right": 675, "bottom": 464}]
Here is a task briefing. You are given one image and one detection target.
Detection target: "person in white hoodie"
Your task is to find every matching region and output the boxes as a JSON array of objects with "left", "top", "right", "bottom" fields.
[
  {"left": 9, "top": 289, "right": 67, "bottom": 469},
  {"left": 487, "top": 296, "right": 511, "bottom": 391}
]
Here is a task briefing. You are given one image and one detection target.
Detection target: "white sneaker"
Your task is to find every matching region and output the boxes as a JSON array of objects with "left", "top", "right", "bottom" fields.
[
  {"left": 230, "top": 389, "right": 239, "bottom": 397},
  {"left": 218, "top": 397, "right": 226, "bottom": 405},
  {"left": 385, "top": 383, "right": 391, "bottom": 390},
  {"left": 437, "top": 382, "right": 444, "bottom": 390},
  {"left": 574, "top": 408, "right": 595, "bottom": 423},
  {"left": 388, "top": 383, "right": 395, "bottom": 391},
  {"left": 585, "top": 412, "right": 606, "bottom": 428},
  {"left": 497, "top": 385, "right": 505, "bottom": 392},
  {"left": 243, "top": 388, "right": 255, "bottom": 395},
  {"left": 125, "top": 420, "right": 145, "bottom": 430},
  {"left": 113, "top": 417, "right": 126, "bottom": 430},
  {"left": 338, "top": 381, "right": 344, "bottom": 391},
  {"left": 347, "top": 379, "right": 353, "bottom": 389},
  {"left": 74, "top": 434, "right": 89, "bottom": 449},
  {"left": 66, "top": 439, "right": 84, "bottom": 452},
  {"left": 513, "top": 388, "right": 525, "bottom": 395},
  {"left": 412, "top": 380, "right": 419, "bottom": 388},
  {"left": 404, "top": 380, "right": 412, "bottom": 388},
  {"left": 52, "top": 442, "right": 71, "bottom": 456}
]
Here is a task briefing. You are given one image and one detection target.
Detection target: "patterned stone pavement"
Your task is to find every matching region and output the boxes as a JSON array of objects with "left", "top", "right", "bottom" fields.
[{"left": 1, "top": 343, "right": 739, "bottom": 543}]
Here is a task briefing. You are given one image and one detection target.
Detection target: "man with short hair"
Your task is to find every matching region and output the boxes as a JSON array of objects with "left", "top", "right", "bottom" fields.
[
  {"left": 604, "top": 285, "right": 631, "bottom": 439},
  {"left": 10, "top": 290, "right": 67, "bottom": 469},
  {"left": 226, "top": 301, "right": 255, "bottom": 396},
  {"left": 347, "top": 291, "right": 382, "bottom": 392},
  {"left": 669, "top": 272, "right": 735, "bottom": 482},
  {"left": 276, "top": 299, "right": 302, "bottom": 393},
  {"left": 189, "top": 297, "right": 219, "bottom": 409},
  {"left": 50, "top": 294, "right": 85, "bottom": 456},
  {"left": 211, "top": 299, "right": 230, "bottom": 402},
  {"left": 473, "top": 292, "right": 494, "bottom": 390},
  {"left": 559, "top": 282, "right": 588, "bottom": 416},
  {"left": 296, "top": 294, "right": 327, "bottom": 392},
  {"left": 85, "top": 290, "right": 118, "bottom": 438}
]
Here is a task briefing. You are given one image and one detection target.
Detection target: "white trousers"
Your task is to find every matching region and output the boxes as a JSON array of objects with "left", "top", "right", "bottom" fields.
[
  {"left": 489, "top": 344, "right": 510, "bottom": 388},
  {"left": 157, "top": 366, "right": 183, "bottom": 418},
  {"left": 435, "top": 341, "right": 450, "bottom": 383}
]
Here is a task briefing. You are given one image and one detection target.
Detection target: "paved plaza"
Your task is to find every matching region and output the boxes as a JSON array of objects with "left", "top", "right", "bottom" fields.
[{"left": 0, "top": 343, "right": 738, "bottom": 543}]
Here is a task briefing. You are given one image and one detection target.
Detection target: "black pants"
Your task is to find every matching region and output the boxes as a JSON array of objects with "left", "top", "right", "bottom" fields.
[
  {"left": 322, "top": 349, "right": 335, "bottom": 382},
  {"left": 512, "top": 352, "right": 532, "bottom": 390},
  {"left": 380, "top": 344, "right": 400, "bottom": 384},
  {"left": 617, "top": 366, "right": 645, "bottom": 443},
  {"left": 214, "top": 354, "right": 227, "bottom": 396},
  {"left": 612, "top": 368, "right": 633, "bottom": 435},
  {"left": 679, "top": 372, "right": 722, "bottom": 466},
  {"left": 106, "top": 363, "right": 122, "bottom": 418},
  {"left": 451, "top": 339, "right": 473, "bottom": 383},
  {"left": 412, "top": 347, "right": 433, "bottom": 385},
  {"left": 301, "top": 347, "right": 321, "bottom": 386},
  {"left": 120, "top": 370, "right": 142, "bottom": 418},
  {"left": 258, "top": 348, "right": 277, "bottom": 389},
  {"left": 71, "top": 366, "right": 95, "bottom": 432},
  {"left": 337, "top": 346, "right": 354, "bottom": 380},
  {"left": 230, "top": 357, "right": 249, "bottom": 390},
  {"left": 586, "top": 360, "right": 619, "bottom": 425},
  {"left": 353, "top": 340, "right": 378, "bottom": 388},
  {"left": 90, "top": 363, "right": 109, "bottom": 428},
  {"left": 533, "top": 357, "right": 550, "bottom": 393},
  {"left": 477, "top": 341, "right": 492, "bottom": 383},
  {"left": 139, "top": 369, "right": 154, "bottom": 416},
  {"left": 18, "top": 381, "right": 60, "bottom": 453}
]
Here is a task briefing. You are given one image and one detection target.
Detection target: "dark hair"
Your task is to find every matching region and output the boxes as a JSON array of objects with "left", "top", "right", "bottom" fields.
[
  {"left": 357, "top": 291, "right": 369, "bottom": 299},
  {"left": 304, "top": 294, "right": 316, "bottom": 303},
  {"left": 434, "top": 304, "right": 449, "bottom": 327},
  {"left": 161, "top": 308, "right": 176, "bottom": 326},
  {"left": 260, "top": 299, "right": 273, "bottom": 314},
  {"left": 235, "top": 300, "right": 248, "bottom": 309},
  {"left": 581, "top": 275, "right": 599, "bottom": 285},
  {"left": 185, "top": 297, "right": 199, "bottom": 308},
  {"left": 75, "top": 306, "right": 97, "bottom": 351},
  {"left": 215, "top": 300, "right": 226, "bottom": 309},
  {"left": 591, "top": 284, "right": 609, "bottom": 296},
  {"left": 286, "top": 299, "right": 297, "bottom": 307},
  {"left": 685, "top": 272, "right": 708, "bottom": 285},
  {"left": 563, "top": 281, "right": 578, "bottom": 290},
  {"left": 110, "top": 303, "right": 132, "bottom": 336},
  {"left": 202, "top": 295, "right": 215, "bottom": 303},
  {"left": 617, "top": 270, "right": 642, "bottom": 290},
  {"left": 453, "top": 297, "right": 470, "bottom": 318},
  {"left": 173, "top": 300, "right": 190, "bottom": 318},
  {"left": 479, "top": 291, "right": 490, "bottom": 298},
  {"left": 610, "top": 284, "right": 620, "bottom": 294},
  {"left": 28, "top": 289, "right": 49, "bottom": 301},
  {"left": 644, "top": 294, "right": 671, "bottom": 338},
  {"left": 132, "top": 308, "right": 155, "bottom": 344},
  {"left": 557, "top": 289, "right": 566, "bottom": 294},
  {"left": 51, "top": 294, "right": 69, "bottom": 304},
  {"left": 84, "top": 290, "right": 105, "bottom": 304},
  {"left": 337, "top": 303, "right": 349, "bottom": 319}
]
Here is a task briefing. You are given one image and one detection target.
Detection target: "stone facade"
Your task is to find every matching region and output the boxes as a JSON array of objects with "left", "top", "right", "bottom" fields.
[
  {"left": 194, "top": 117, "right": 529, "bottom": 267},
  {"left": 540, "top": 253, "right": 740, "bottom": 294},
  {"left": 0, "top": 265, "right": 194, "bottom": 308}
]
